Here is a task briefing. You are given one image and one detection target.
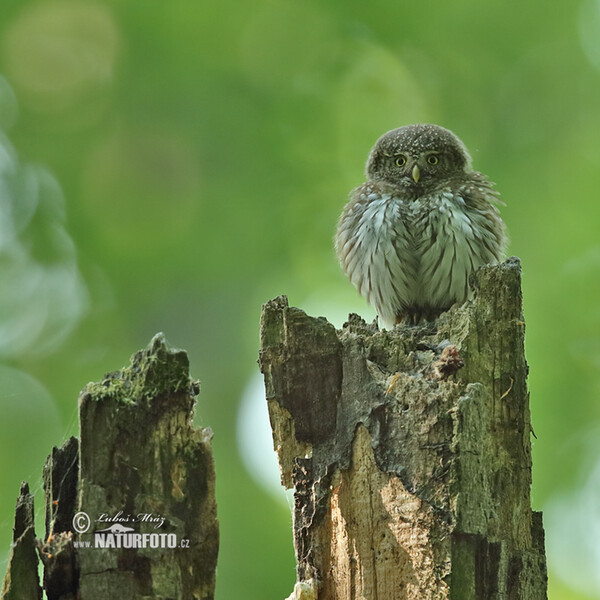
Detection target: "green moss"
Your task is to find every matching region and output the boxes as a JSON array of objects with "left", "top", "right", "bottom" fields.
[{"left": 82, "top": 333, "right": 199, "bottom": 405}]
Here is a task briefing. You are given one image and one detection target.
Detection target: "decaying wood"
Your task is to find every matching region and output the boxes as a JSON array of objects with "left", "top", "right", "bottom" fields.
[
  {"left": 259, "top": 257, "right": 547, "bottom": 600},
  {"left": 0, "top": 483, "right": 42, "bottom": 600},
  {"left": 40, "top": 437, "right": 79, "bottom": 600},
  {"left": 75, "top": 333, "right": 218, "bottom": 599},
  {"left": 1, "top": 333, "right": 219, "bottom": 600}
]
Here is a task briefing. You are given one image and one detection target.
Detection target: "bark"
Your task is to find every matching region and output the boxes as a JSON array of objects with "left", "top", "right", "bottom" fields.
[
  {"left": 0, "top": 483, "right": 42, "bottom": 600},
  {"left": 1, "top": 333, "right": 219, "bottom": 600},
  {"left": 259, "top": 257, "right": 547, "bottom": 600}
]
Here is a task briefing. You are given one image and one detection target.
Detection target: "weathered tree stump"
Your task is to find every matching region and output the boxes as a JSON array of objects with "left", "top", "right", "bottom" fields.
[
  {"left": 0, "top": 483, "right": 42, "bottom": 600},
  {"left": 259, "top": 257, "right": 548, "bottom": 600},
  {"left": 1, "top": 333, "right": 219, "bottom": 600}
]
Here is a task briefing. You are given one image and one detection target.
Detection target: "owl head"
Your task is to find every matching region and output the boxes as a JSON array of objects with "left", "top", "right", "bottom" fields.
[{"left": 365, "top": 124, "right": 472, "bottom": 189}]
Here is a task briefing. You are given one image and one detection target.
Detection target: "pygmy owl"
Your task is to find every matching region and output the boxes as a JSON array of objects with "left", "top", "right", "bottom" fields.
[{"left": 335, "top": 124, "right": 507, "bottom": 327}]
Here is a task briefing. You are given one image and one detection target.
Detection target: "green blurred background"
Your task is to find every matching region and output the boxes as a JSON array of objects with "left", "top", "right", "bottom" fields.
[{"left": 0, "top": 1, "right": 599, "bottom": 598}]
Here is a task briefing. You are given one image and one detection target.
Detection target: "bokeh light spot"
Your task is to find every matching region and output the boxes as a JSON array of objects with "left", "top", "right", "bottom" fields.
[
  {"left": 2, "top": 0, "right": 119, "bottom": 115},
  {"left": 0, "top": 365, "right": 62, "bottom": 566},
  {"left": 545, "top": 431, "right": 600, "bottom": 598},
  {"left": 579, "top": 0, "right": 600, "bottom": 74},
  {"left": 82, "top": 126, "right": 201, "bottom": 257},
  {"left": 240, "top": 4, "right": 339, "bottom": 93},
  {"left": 237, "top": 373, "right": 290, "bottom": 502},
  {"left": 335, "top": 43, "right": 431, "bottom": 187},
  {"left": 0, "top": 115, "right": 87, "bottom": 358}
]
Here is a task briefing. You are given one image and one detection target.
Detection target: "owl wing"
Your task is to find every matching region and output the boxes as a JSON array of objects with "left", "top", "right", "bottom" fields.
[
  {"left": 335, "top": 183, "right": 415, "bottom": 327},
  {"left": 459, "top": 174, "right": 508, "bottom": 264},
  {"left": 418, "top": 175, "right": 508, "bottom": 310}
]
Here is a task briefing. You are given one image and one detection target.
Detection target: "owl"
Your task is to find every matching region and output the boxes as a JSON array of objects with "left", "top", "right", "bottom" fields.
[{"left": 335, "top": 124, "right": 507, "bottom": 327}]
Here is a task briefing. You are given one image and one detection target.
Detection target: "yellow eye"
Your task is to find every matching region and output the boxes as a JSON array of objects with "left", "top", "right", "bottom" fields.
[
  {"left": 427, "top": 155, "right": 439, "bottom": 165},
  {"left": 395, "top": 156, "right": 406, "bottom": 167}
]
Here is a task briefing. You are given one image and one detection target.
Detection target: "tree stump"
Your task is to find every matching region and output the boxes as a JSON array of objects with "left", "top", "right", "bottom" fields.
[
  {"left": 259, "top": 257, "right": 547, "bottom": 600},
  {"left": 0, "top": 483, "right": 42, "bottom": 600},
  {"left": 1, "top": 333, "right": 219, "bottom": 600}
]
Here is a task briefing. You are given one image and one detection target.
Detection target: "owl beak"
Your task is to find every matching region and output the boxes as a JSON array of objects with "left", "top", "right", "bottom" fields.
[{"left": 411, "top": 164, "right": 420, "bottom": 183}]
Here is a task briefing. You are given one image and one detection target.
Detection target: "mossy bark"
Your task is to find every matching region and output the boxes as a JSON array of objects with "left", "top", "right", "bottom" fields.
[
  {"left": 1, "top": 334, "right": 219, "bottom": 600},
  {"left": 259, "top": 257, "right": 547, "bottom": 600}
]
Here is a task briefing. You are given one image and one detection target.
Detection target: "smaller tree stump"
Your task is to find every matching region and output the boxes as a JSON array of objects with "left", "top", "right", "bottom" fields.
[
  {"left": 1, "top": 333, "right": 219, "bottom": 600},
  {"left": 0, "top": 483, "right": 42, "bottom": 600},
  {"left": 74, "top": 333, "right": 218, "bottom": 599}
]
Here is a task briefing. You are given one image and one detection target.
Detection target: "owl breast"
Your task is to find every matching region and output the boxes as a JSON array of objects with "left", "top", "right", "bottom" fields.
[{"left": 336, "top": 184, "right": 503, "bottom": 326}]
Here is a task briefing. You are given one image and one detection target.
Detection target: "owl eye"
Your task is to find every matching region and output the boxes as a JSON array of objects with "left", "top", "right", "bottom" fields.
[
  {"left": 395, "top": 156, "right": 407, "bottom": 167},
  {"left": 427, "top": 155, "right": 439, "bottom": 165}
]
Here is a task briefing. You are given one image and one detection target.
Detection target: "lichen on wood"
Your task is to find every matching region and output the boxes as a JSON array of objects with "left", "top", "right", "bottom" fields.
[{"left": 259, "top": 258, "right": 547, "bottom": 600}]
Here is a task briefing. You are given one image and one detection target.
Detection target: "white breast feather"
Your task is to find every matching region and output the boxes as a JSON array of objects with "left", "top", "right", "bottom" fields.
[
  {"left": 337, "top": 188, "right": 501, "bottom": 327},
  {"left": 338, "top": 194, "right": 413, "bottom": 326}
]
